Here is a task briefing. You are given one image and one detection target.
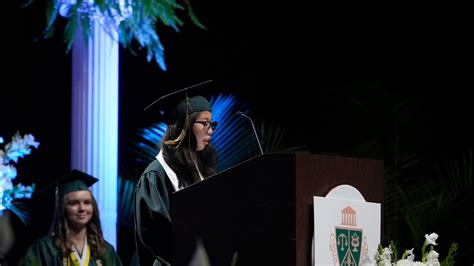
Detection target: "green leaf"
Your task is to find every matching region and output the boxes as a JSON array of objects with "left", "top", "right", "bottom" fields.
[
  {"left": 441, "top": 242, "right": 458, "bottom": 266},
  {"left": 26, "top": 0, "right": 207, "bottom": 70}
]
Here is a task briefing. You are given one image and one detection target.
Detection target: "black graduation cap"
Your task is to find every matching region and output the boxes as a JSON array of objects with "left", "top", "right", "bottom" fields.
[
  {"left": 39, "top": 169, "right": 98, "bottom": 200},
  {"left": 56, "top": 169, "right": 98, "bottom": 197},
  {"left": 143, "top": 80, "right": 213, "bottom": 124}
]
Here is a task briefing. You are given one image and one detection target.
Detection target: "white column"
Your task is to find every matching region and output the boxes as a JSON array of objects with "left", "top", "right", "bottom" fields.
[{"left": 70, "top": 19, "right": 119, "bottom": 248}]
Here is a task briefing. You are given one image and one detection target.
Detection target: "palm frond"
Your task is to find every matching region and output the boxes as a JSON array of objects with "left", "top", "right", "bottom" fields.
[
  {"left": 209, "top": 94, "right": 254, "bottom": 171},
  {"left": 127, "top": 94, "right": 308, "bottom": 232},
  {"left": 383, "top": 153, "right": 425, "bottom": 241},
  {"left": 8, "top": 200, "right": 32, "bottom": 225},
  {"left": 117, "top": 175, "right": 136, "bottom": 228},
  {"left": 393, "top": 150, "right": 473, "bottom": 246},
  {"left": 134, "top": 123, "right": 167, "bottom": 163},
  {"left": 133, "top": 93, "right": 254, "bottom": 172},
  {"left": 258, "top": 120, "right": 307, "bottom": 153},
  {"left": 396, "top": 178, "right": 441, "bottom": 246},
  {"left": 344, "top": 137, "right": 384, "bottom": 159},
  {"left": 435, "top": 150, "right": 473, "bottom": 203},
  {"left": 326, "top": 86, "right": 428, "bottom": 242}
]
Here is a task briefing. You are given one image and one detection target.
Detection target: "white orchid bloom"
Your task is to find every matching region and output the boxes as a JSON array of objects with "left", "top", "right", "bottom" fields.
[
  {"left": 407, "top": 248, "right": 415, "bottom": 261},
  {"left": 424, "top": 233, "right": 438, "bottom": 246},
  {"left": 0, "top": 164, "right": 8, "bottom": 177},
  {"left": 426, "top": 249, "right": 440, "bottom": 266},
  {"left": 375, "top": 245, "right": 393, "bottom": 266},
  {"left": 360, "top": 256, "right": 374, "bottom": 266},
  {"left": 395, "top": 259, "right": 412, "bottom": 266},
  {"left": 382, "top": 247, "right": 392, "bottom": 259},
  {"left": 4, "top": 165, "right": 17, "bottom": 179},
  {"left": 0, "top": 150, "right": 6, "bottom": 164},
  {"left": 0, "top": 176, "right": 13, "bottom": 191},
  {"left": 413, "top": 262, "right": 426, "bottom": 266},
  {"left": 25, "top": 134, "right": 40, "bottom": 148},
  {"left": 377, "top": 259, "right": 391, "bottom": 266},
  {"left": 24, "top": 191, "right": 33, "bottom": 198},
  {"left": 0, "top": 131, "right": 38, "bottom": 213},
  {"left": 401, "top": 247, "right": 415, "bottom": 261}
]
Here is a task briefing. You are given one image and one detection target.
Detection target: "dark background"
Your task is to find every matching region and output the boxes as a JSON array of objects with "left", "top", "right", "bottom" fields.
[{"left": 3, "top": 1, "right": 473, "bottom": 265}]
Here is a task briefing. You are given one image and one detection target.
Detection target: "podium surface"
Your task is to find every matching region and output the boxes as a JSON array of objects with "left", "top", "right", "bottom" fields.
[{"left": 172, "top": 153, "right": 383, "bottom": 266}]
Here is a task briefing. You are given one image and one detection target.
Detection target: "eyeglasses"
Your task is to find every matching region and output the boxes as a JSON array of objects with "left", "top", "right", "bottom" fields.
[{"left": 194, "top": 120, "right": 218, "bottom": 131}]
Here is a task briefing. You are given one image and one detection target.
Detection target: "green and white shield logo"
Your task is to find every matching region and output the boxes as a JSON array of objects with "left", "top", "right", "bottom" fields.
[{"left": 335, "top": 227, "right": 363, "bottom": 265}]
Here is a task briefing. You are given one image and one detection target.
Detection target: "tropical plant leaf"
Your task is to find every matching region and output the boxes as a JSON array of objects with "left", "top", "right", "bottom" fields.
[
  {"left": 436, "top": 150, "right": 473, "bottom": 203},
  {"left": 133, "top": 93, "right": 253, "bottom": 171},
  {"left": 117, "top": 175, "right": 135, "bottom": 228},
  {"left": 8, "top": 200, "right": 32, "bottom": 225},
  {"left": 135, "top": 122, "right": 167, "bottom": 163},
  {"left": 322, "top": 85, "right": 428, "bottom": 243},
  {"left": 258, "top": 120, "right": 307, "bottom": 153},
  {"left": 395, "top": 150, "right": 473, "bottom": 247},
  {"left": 123, "top": 94, "right": 308, "bottom": 230}
]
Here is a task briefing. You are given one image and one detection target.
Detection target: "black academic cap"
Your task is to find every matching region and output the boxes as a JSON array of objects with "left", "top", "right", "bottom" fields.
[
  {"left": 144, "top": 80, "right": 213, "bottom": 124},
  {"left": 39, "top": 169, "right": 98, "bottom": 200},
  {"left": 56, "top": 170, "right": 98, "bottom": 197}
]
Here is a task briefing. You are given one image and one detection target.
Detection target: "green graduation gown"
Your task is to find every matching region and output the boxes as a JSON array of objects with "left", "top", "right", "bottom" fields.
[
  {"left": 134, "top": 159, "right": 174, "bottom": 266},
  {"left": 19, "top": 236, "right": 122, "bottom": 266}
]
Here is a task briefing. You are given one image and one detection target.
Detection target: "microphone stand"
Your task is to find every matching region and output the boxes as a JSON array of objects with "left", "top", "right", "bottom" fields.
[{"left": 237, "top": 111, "right": 264, "bottom": 155}]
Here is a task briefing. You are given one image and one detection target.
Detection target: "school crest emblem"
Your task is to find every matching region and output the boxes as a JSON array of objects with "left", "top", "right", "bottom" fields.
[{"left": 329, "top": 206, "right": 368, "bottom": 265}]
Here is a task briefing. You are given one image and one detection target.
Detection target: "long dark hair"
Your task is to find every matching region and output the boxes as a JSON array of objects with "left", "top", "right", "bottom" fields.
[
  {"left": 161, "top": 112, "right": 217, "bottom": 188},
  {"left": 49, "top": 190, "right": 106, "bottom": 259}
]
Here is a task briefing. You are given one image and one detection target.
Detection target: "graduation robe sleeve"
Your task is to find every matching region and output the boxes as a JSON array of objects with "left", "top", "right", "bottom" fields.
[
  {"left": 103, "top": 241, "right": 123, "bottom": 266},
  {"left": 19, "top": 236, "right": 63, "bottom": 266},
  {"left": 134, "top": 159, "right": 175, "bottom": 266}
]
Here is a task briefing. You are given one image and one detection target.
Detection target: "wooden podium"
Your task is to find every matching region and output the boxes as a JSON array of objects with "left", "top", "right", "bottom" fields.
[{"left": 172, "top": 153, "right": 383, "bottom": 266}]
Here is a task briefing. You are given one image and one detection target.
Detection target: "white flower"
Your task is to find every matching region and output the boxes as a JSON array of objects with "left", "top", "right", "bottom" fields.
[
  {"left": 379, "top": 233, "right": 455, "bottom": 266},
  {"left": 424, "top": 233, "right": 438, "bottom": 246},
  {"left": 23, "top": 191, "right": 33, "bottom": 198},
  {"left": 413, "top": 262, "right": 426, "bottom": 266},
  {"left": 395, "top": 259, "right": 411, "bottom": 266},
  {"left": 426, "top": 249, "right": 440, "bottom": 266},
  {"left": 375, "top": 246, "right": 392, "bottom": 263},
  {"left": 0, "top": 165, "right": 17, "bottom": 180},
  {"left": 382, "top": 247, "right": 392, "bottom": 260},
  {"left": 427, "top": 249, "right": 439, "bottom": 261},
  {"left": 375, "top": 245, "right": 393, "bottom": 266},
  {"left": 407, "top": 248, "right": 415, "bottom": 261},
  {"left": 0, "top": 150, "right": 5, "bottom": 164},
  {"left": 0, "top": 176, "right": 14, "bottom": 191},
  {"left": 24, "top": 134, "right": 40, "bottom": 148},
  {"left": 401, "top": 247, "right": 415, "bottom": 262},
  {"left": 360, "top": 256, "right": 374, "bottom": 266},
  {"left": 378, "top": 259, "right": 391, "bottom": 266},
  {"left": 0, "top": 131, "right": 38, "bottom": 214}
]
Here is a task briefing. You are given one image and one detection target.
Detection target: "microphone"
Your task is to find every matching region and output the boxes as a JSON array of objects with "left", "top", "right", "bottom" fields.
[{"left": 236, "top": 111, "right": 264, "bottom": 155}]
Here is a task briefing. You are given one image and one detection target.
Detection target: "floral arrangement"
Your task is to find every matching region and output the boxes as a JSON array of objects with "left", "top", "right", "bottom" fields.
[
  {"left": 24, "top": 0, "right": 206, "bottom": 71},
  {"left": 373, "top": 233, "right": 458, "bottom": 266},
  {"left": 0, "top": 131, "right": 39, "bottom": 218}
]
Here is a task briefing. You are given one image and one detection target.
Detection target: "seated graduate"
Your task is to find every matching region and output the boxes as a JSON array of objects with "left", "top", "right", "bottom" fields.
[
  {"left": 20, "top": 170, "right": 122, "bottom": 266},
  {"left": 134, "top": 83, "right": 218, "bottom": 266}
]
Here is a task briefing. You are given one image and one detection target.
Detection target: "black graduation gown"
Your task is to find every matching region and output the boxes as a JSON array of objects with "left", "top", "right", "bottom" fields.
[
  {"left": 19, "top": 236, "right": 122, "bottom": 265},
  {"left": 134, "top": 159, "right": 175, "bottom": 266}
]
